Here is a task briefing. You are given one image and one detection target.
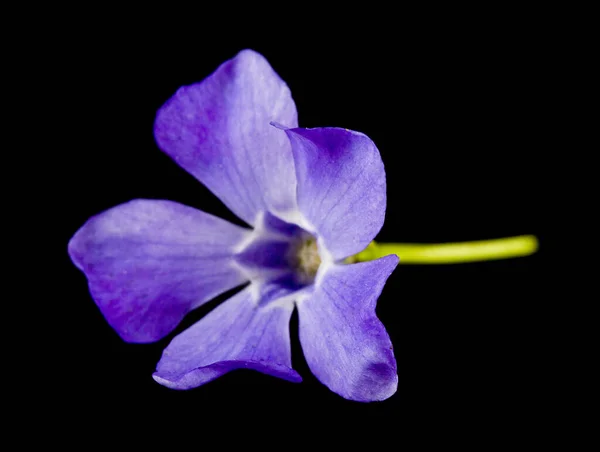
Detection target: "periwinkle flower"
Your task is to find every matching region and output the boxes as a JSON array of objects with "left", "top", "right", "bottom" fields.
[{"left": 68, "top": 49, "right": 398, "bottom": 402}]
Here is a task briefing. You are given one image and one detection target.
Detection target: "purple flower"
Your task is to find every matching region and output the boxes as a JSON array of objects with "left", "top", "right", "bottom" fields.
[{"left": 68, "top": 49, "right": 398, "bottom": 402}]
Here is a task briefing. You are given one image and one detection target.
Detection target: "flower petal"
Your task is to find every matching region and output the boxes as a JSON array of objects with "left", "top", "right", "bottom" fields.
[
  {"left": 284, "top": 127, "right": 386, "bottom": 259},
  {"left": 154, "top": 49, "right": 298, "bottom": 227},
  {"left": 297, "top": 255, "right": 399, "bottom": 402},
  {"left": 153, "top": 284, "right": 301, "bottom": 389},
  {"left": 68, "top": 199, "right": 249, "bottom": 343}
]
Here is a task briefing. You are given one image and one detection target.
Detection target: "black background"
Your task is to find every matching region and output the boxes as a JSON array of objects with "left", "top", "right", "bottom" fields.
[{"left": 44, "top": 11, "right": 552, "bottom": 435}]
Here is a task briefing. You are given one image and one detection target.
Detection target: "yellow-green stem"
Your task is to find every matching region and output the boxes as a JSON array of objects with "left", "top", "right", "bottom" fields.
[{"left": 349, "top": 235, "right": 538, "bottom": 264}]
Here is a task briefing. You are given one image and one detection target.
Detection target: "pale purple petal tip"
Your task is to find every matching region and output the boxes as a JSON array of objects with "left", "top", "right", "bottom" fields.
[{"left": 153, "top": 360, "right": 301, "bottom": 390}]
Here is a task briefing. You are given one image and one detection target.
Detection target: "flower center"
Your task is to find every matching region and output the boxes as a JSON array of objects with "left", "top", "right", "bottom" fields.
[
  {"left": 289, "top": 235, "right": 321, "bottom": 283},
  {"left": 233, "top": 213, "right": 327, "bottom": 289}
]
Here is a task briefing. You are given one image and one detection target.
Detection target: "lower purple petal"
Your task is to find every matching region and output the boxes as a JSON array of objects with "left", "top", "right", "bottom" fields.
[
  {"left": 297, "top": 255, "right": 399, "bottom": 402},
  {"left": 153, "top": 284, "right": 301, "bottom": 389},
  {"left": 68, "top": 199, "right": 249, "bottom": 343}
]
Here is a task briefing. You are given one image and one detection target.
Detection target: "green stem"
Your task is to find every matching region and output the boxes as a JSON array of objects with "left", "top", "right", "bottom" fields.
[{"left": 349, "top": 235, "right": 539, "bottom": 264}]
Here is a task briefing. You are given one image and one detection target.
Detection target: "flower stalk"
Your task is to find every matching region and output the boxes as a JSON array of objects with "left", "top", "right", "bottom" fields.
[{"left": 350, "top": 235, "right": 539, "bottom": 264}]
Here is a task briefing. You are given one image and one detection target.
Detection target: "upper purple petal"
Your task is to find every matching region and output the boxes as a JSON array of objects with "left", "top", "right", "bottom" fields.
[
  {"left": 154, "top": 49, "right": 299, "bottom": 227},
  {"left": 68, "top": 199, "right": 249, "bottom": 343},
  {"left": 284, "top": 127, "right": 386, "bottom": 259},
  {"left": 297, "top": 255, "right": 399, "bottom": 402},
  {"left": 153, "top": 283, "right": 301, "bottom": 389}
]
